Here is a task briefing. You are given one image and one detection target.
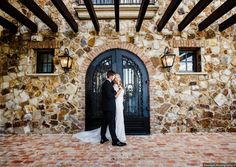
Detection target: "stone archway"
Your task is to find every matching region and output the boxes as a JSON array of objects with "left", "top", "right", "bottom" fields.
[{"left": 79, "top": 42, "right": 156, "bottom": 133}]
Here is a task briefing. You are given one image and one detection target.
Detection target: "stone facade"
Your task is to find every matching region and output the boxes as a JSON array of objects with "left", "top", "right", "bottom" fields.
[{"left": 0, "top": 0, "right": 236, "bottom": 134}]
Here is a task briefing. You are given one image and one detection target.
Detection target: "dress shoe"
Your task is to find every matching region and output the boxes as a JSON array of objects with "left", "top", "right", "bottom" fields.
[
  {"left": 112, "top": 141, "right": 127, "bottom": 146},
  {"left": 100, "top": 138, "right": 109, "bottom": 144}
]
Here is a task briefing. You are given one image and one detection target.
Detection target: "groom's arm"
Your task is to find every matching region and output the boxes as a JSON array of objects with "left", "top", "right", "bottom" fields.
[{"left": 103, "top": 82, "right": 116, "bottom": 99}]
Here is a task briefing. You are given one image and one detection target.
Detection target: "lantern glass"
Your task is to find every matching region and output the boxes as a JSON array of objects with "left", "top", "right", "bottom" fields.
[
  {"left": 163, "top": 54, "right": 175, "bottom": 67},
  {"left": 161, "top": 47, "right": 176, "bottom": 71},
  {"left": 59, "top": 48, "right": 73, "bottom": 72},
  {"left": 67, "top": 57, "right": 72, "bottom": 69},
  {"left": 60, "top": 56, "right": 72, "bottom": 69}
]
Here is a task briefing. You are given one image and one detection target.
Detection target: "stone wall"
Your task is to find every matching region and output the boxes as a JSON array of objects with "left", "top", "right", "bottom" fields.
[{"left": 0, "top": 0, "right": 236, "bottom": 134}]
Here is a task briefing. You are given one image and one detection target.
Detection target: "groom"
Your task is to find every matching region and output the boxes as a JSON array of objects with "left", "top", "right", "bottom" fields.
[{"left": 100, "top": 70, "right": 126, "bottom": 146}]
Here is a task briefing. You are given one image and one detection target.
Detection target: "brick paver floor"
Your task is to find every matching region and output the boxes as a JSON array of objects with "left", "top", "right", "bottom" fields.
[{"left": 0, "top": 133, "right": 236, "bottom": 167}]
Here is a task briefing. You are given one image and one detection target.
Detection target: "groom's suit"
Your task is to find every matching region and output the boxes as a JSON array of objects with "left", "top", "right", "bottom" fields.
[{"left": 101, "top": 79, "right": 118, "bottom": 142}]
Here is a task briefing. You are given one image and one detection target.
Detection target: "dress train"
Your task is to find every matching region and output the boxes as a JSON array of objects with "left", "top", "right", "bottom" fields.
[{"left": 73, "top": 84, "right": 126, "bottom": 143}]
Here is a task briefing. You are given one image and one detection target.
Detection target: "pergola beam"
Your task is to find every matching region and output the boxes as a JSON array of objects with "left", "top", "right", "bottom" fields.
[
  {"left": 83, "top": 0, "right": 100, "bottom": 33},
  {"left": 114, "top": 0, "right": 119, "bottom": 32},
  {"left": 178, "top": 0, "right": 213, "bottom": 31},
  {"left": 0, "top": 0, "right": 37, "bottom": 33},
  {"left": 19, "top": 0, "right": 58, "bottom": 32},
  {"left": 219, "top": 14, "right": 236, "bottom": 32},
  {"left": 136, "top": 0, "right": 150, "bottom": 32},
  {"left": 157, "top": 0, "right": 182, "bottom": 32},
  {"left": 198, "top": 0, "right": 236, "bottom": 31},
  {"left": 0, "top": 16, "right": 18, "bottom": 33},
  {"left": 51, "top": 0, "right": 78, "bottom": 32}
]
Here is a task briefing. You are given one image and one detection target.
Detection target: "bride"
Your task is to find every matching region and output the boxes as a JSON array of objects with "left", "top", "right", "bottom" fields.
[{"left": 73, "top": 74, "right": 126, "bottom": 143}]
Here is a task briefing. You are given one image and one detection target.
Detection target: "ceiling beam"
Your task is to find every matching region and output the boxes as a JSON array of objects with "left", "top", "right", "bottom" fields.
[
  {"left": 51, "top": 0, "right": 78, "bottom": 32},
  {"left": 136, "top": 0, "right": 150, "bottom": 32},
  {"left": 198, "top": 0, "right": 236, "bottom": 31},
  {"left": 0, "top": 0, "right": 37, "bottom": 33},
  {"left": 157, "top": 0, "right": 182, "bottom": 32},
  {"left": 219, "top": 14, "right": 236, "bottom": 32},
  {"left": 178, "top": 0, "right": 213, "bottom": 31},
  {"left": 83, "top": 0, "right": 100, "bottom": 33},
  {"left": 114, "top": 0, "right": 119, "bottom": 32},
  {"left": 19, "top": 0, "right": 58, "bottom": 32},
  {"left": 0, "top": 16, "right": 18, "bottom": 33}
]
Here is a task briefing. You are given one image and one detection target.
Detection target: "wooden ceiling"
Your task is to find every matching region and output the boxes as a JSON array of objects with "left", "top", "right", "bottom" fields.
[{"left": 0, "top": 0, "right": 235, "bottom": 34}]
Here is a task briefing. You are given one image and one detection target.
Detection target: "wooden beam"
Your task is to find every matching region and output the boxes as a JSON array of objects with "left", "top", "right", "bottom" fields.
[
  {"left": 219, "top": 14, "right": 236, "bottom": 31},
  {"left": 0, "top": 16, "right": 18, "bottom": 33},
  {"left": 198, "top": 0, "right": 236, "bottom": 31},
  {"left": 157, "top": 0, "right": 182, "bottom": 32},
  {"left": 178, "top": 0, "right": 213, "bottom": 31},
  {"left": 83, "top": 0, "right": 100, "bottom": 33},
  {"left": 19, "top": 0, "right": 58, "bottom": 32},
  {"left": 136, "top": 0, "right": 150, "bottom": 32},
  {"left": 51, "top": 0, "right": 78, "bottom": 32},
  {"left": 0, "top": 0, "right": 37, "bottom": 33},
  {"left": 114, "top": 0, "right": 119, "bottom": 32}
]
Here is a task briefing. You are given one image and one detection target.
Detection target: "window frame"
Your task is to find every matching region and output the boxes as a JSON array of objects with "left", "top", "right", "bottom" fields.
[
  {"left": 179, "top": 47, "right": 201, "bottom": 72},
  {"left": 36, "top": 49, "right": 55, "bottom": 73}
]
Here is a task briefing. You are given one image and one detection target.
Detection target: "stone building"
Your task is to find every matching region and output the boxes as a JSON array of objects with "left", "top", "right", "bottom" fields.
[{"left": 0, "top": 0, "right": 236, "bottom": 135}]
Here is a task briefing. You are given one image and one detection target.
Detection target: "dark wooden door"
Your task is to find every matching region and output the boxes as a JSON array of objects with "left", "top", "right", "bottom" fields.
[{"left": 85, "top": 49, "right": 150, "bottom": 134}]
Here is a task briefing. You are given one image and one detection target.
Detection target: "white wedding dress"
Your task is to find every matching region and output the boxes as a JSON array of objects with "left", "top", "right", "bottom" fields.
[{"left": 72, "top": 84, "right": 126, "bottom": 143}]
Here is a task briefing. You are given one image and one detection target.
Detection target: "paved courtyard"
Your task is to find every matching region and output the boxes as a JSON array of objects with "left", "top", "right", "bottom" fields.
[{"left": 0, "top": 133, "right": 236, "bottom": 167}]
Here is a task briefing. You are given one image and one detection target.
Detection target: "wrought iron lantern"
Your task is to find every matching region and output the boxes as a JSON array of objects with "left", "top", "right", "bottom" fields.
[
  {"left": 59, "top": 48, "right": 73, "bottom": 73},
  {"left": 161, "top": 47, "right": 176, "bottom": 72}
]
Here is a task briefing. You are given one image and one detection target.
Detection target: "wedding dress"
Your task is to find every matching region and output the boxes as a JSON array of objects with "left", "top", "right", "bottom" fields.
[{"left": 72, "top": 84, "right": 126, "bottom": 143}]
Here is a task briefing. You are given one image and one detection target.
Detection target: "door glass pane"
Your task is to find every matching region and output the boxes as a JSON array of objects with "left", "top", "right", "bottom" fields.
[
  {"left": 122, "top": 56, "right": 143, "bottom": 117},
  {"left": 92, "top": 57, "right": 112, "bottom": 117}
]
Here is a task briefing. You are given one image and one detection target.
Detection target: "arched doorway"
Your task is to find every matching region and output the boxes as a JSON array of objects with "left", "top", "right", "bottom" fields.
[{"left": 85, "top": 49, "right": 150, "bottom": 135}]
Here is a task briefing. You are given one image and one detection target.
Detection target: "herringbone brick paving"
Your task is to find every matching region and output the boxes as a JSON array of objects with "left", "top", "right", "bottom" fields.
[{"left": 0, "top": 133, "right": 236, "bottom": 166}]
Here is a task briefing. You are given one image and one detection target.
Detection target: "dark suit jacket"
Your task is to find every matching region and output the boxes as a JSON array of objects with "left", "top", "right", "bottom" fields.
[{"left": 101, "top": 80, "right": 116, "bottom": 112}]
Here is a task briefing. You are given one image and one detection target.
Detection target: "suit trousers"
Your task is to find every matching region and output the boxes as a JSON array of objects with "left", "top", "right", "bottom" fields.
[{"left": 101, "top": 109, "right": 118, "bottom": 142}]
